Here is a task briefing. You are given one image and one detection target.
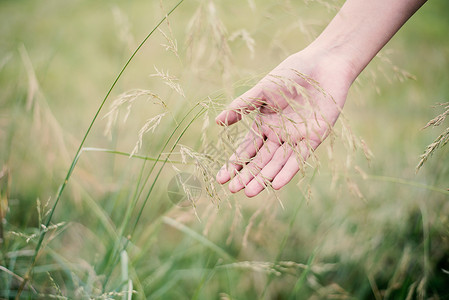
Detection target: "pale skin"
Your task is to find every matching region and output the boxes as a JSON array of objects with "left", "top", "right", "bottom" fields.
[{"left": 215, "top": 0, "right": 427, "bottom": 197}]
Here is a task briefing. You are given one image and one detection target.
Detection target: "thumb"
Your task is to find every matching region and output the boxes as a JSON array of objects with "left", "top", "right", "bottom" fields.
[{"left": 215, "top": 84, "right": 265, "bottom": 126}]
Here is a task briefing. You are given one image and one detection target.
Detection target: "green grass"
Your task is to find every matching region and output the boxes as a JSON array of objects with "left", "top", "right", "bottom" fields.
[{"left": 1, "top": 0, "right": 448, "bottom": 299}]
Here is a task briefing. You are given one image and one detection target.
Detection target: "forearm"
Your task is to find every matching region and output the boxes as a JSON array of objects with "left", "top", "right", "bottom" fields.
[{"left": 305, "top": 0, "right": 427, "bottom": 82}]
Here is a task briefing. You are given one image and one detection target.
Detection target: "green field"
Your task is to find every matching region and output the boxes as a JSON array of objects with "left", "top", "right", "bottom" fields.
[{"left": 1, "top": 0, "right": 448, "bottom": 299}]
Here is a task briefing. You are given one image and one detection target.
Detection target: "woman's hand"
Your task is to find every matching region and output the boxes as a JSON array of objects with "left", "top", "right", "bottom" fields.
[
  {"left": 214, "top": 0, "right": 426, "bottom": 197},
  {"left": 215, "top": 50, "right": 354, "bottom": 197}
]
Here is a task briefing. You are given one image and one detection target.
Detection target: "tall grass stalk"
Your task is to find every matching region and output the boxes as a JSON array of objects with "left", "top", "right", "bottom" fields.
[
  {"left": 289, "top": 251, "right": 316, "bottom": 299},
  {"left": 260, "top": 169, "right": 317, "bottom": 299},
  {"left": 162, "top": 216, "right": 234, "bottom": 262},
  {"left": 129, "top": 108, "right": 206, "bottom": 235},
  {"left": 416, "top": 102, "right": 449, "bottom": 171},
  {"left": 100, "top": 105, "right": 207, "bottom": 290},
  {"left": 15, "top": 0, "right": 185, "bottom": 297},
  {"left": 102, "top": 105, "right": 199, "bottom": 267},
  {"left": 357, "top": 174, "right": 449, "bottom": 196},
  {"left": 81, "top": 147, "right": 187, "bottom": 165}
]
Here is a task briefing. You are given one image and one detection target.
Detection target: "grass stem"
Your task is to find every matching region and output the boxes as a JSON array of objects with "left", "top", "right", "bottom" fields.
[{"left": 15, "top": 1, "right": 185, "bottom": 298}]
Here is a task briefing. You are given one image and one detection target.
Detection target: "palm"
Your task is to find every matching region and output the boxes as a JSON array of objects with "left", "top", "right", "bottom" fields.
[{"left": 216, "top": 52, "right": 352, "bottom": 197}]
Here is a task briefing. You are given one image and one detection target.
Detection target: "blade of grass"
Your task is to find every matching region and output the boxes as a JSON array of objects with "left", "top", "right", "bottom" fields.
[
  {"left": 162, "top": 216, "right": 234, "bottom": 262},
  {"left": 289, "top": 251, "right": 316, "bottom": 300},
  {"left": 129, "top": 107, "right": 207, "bottom": 236},
  {"left": 15, "top": 1, "right": 186, "bottom": 297},
  {"left": 80, "top": 189, "right": 118, "bottom": 243},
  {"left": 261, "top": 168, "right": 318, "bottom": 298},
  {"left": 101, "top": 106, "right": 206, "bottom": 289},
  {"left": 322, "top": 172, "right": 449, "bottom": 196},
  {"left": 98, "top": 104, "right": 201, "bottom": 287},
  {"left": 192, "top": 254, "right": 218, "bottom": 300},
  {"left": 118, "top": 104, "right": 200, "bottom": 242},
  {"left": 81, "top": 147, "right": 188, "bottom": 165},
  {"left": 0, "top": 266, "right": 37, "bottom": 295},
  {"left": 93, "top": 104, "right": 198, "bottom": 276},
  {"left": 364, "top": 174, "right": 449, "bottom": 196}
]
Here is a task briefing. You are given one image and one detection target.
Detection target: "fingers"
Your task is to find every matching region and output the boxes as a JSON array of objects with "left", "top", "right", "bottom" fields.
[
  {"left": 228, "top": 140, "right": 279, "bottom": 193},
  {"left": 244, "top": 141, "right": 310, "bottom": 197},
  {"left": 271, "top": 141, "right": 310, "bottom": 190},
  {"left": 216, "top": 125, "right": 323, "bottom": 196},
  {"left": 215, "top": 85, "right": 265, "bottom": 126},
  {"left": 244, "top": 144, "right": 293, "bottom": 197},
  {"left": 216, "top": 126, "right": 264, "bottom": 184}
]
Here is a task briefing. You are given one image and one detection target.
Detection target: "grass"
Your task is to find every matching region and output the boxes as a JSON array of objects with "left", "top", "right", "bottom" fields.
[{"left": 1, "top": 0, "right": 449, "bottom": 299}]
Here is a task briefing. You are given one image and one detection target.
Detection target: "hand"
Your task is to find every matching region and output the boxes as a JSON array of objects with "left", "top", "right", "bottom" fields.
[
  {"left": 214, "top": 0, "right": 426, "bottom": 197},
  {"left": 215, "top": 50, "right": 354, "bottom": 197}
]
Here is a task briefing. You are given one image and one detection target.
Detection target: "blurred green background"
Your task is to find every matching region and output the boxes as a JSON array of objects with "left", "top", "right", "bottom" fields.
[{"left": 0, "top": 0, "right": 448, "bottom": 299}]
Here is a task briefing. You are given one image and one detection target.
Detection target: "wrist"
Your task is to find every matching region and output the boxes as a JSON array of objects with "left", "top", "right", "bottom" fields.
[
  {"left": 300, "top": 0, "right": 427, "bottom": 85},
  {"left": 298, "top": 43, "right": 360, "bottom": 85}
]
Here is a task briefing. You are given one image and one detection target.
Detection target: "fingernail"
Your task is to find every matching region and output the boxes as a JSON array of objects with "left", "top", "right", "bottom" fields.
[
  {"left": 216, "top": 111, "right": 226, "bottom": 125},
  {"left": 229, "top": 180, "right": 239, "bottom": 193},
  {"left": 216, "top": 167, "right": 230, "bottom": 184}
]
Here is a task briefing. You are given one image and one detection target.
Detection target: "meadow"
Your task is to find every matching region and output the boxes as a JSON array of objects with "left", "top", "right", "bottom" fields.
[{"left": 0, "top": 0, "right": 448, "bottom": 299}]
